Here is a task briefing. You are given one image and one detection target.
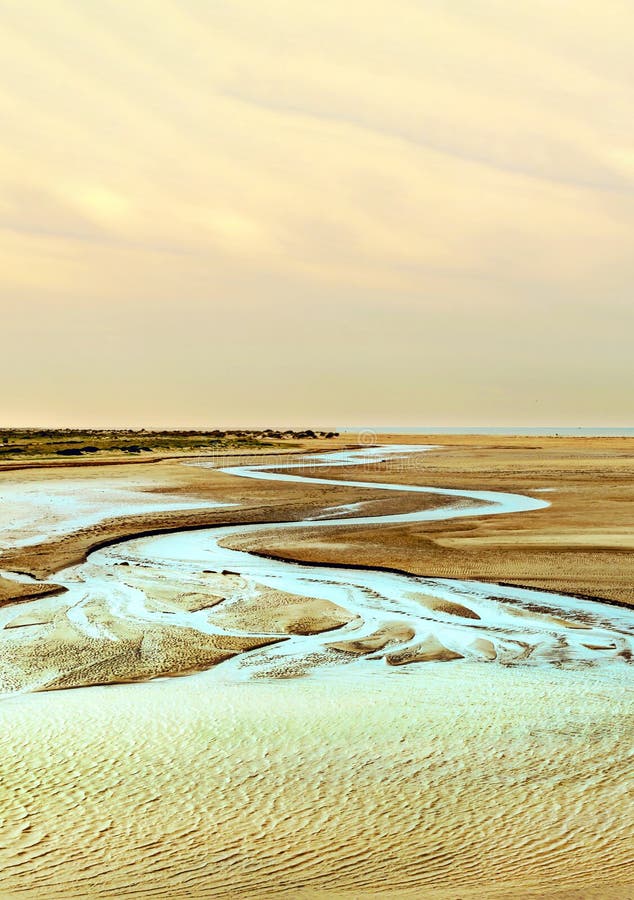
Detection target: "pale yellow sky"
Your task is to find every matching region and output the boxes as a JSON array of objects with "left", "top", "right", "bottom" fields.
[{"left": 1, "top": 0, "right": 633, "bottom": 428}]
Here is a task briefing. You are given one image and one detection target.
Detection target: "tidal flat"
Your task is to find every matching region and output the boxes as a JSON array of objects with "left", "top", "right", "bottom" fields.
[{"left": 0, "top": 435, "right": 632, "bottom": 898}]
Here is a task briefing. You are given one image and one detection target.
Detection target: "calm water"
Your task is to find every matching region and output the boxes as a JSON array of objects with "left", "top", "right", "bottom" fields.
[{"left": 340, "top": 426, "right": 634, "bottom": 437}]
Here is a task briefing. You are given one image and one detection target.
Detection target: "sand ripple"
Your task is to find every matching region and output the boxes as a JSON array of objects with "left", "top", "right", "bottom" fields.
[
  {"left": 0, "top": 444, "right": 632, "bottom": 897},
  {"left": 0, "top": 668, "right": 632, "bottom": 898},
  {"left": 1, "top": 445, "right": 632, "bottom": 691}
]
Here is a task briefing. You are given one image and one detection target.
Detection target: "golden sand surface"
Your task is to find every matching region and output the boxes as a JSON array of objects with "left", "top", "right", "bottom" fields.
[
  {"left": 5, "top": 435, "right": 632, "bottom": 607},
  {"left": 0, "top": 436, "right": 632, "bottom": 897},
  {"left": 0, "top": 575, "right": 65, "bottom": 606},
  {"left": 0, "top": 438, "right": 446, "bottom": 590},
  {"left": 0, "top": 666, "right": 631, "bottom": 899},
  {"left": 0, "top": 572, "right": 357, "bottom": 693},
  {"left": 237, "top": 435, "right": 634, "bottom": 606}
]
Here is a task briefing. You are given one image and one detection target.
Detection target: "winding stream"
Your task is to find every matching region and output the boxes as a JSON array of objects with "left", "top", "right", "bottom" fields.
[{"left": 34, "top": 443, "right": 632, "bottom": 682}]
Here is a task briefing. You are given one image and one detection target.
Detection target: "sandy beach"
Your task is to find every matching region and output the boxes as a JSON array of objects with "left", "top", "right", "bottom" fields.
[
  {"left": 1, "top": 664, "right": 631, "bottom": 900},
  {"left": 246, "top": 435, "right": 634, "bottom": 607},
  {"left": 5, "top": 1, "right": 633, "bottom": 893},
  {"left": 0, "top": 436, "right": 632, "bottom": 897}
]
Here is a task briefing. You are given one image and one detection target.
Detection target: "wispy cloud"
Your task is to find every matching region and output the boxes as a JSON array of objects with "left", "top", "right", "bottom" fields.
[{"left": 0, "top": 0, "right": 632, "bottom": 426}]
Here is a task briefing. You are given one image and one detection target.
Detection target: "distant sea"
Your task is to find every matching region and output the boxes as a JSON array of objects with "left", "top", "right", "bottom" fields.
[{"left": 340, "top": 426, "right": 634, "bottom": 437}]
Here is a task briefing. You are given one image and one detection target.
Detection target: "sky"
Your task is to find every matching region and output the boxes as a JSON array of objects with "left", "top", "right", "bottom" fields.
[{"left": 1, "top": 0, "right": 633, "bottom": 428}]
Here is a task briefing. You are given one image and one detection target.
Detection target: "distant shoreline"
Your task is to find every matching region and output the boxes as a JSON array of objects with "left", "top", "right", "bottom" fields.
[{"left": 340, "top": 426, "right": 634, "bottom": 437}]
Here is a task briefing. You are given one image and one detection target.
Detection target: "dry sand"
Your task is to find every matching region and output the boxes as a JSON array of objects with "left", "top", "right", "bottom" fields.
[
  {"left": 0, "top": 666, "right": 631, "bottom": 899},
  {"left": 238, "top": 435, "right": 634, "bottom": 607},
  {"left": 0, "top": 435, "right": 632, "bottom": 897}
]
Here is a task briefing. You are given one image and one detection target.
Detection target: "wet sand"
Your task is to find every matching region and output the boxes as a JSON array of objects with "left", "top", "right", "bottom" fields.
[
  {"left": 0, "top": 439, "right": 439, "bottom": 587},
  {"left": 4, "top": 444, "right": 630, "bottom": 692},
  {"left": 0, "top": 436, "right": 632, "bottom": 897},
  {"left": 3, "top": 434, "right": 632, "bottom": 607},
  {"left": 247, "top": 435, "right": 634, "bottom": 607}
]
